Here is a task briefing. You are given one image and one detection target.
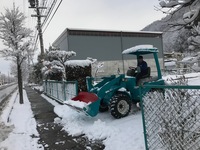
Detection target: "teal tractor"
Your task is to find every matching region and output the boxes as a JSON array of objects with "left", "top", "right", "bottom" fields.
[{"left": 67, "top": 45, "right": 165, "bottom": 118}]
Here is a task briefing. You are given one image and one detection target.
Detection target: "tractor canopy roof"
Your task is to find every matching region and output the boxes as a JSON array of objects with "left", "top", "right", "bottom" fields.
[{"left": 122, "top": 45, "right": 158, "bottom": 55}]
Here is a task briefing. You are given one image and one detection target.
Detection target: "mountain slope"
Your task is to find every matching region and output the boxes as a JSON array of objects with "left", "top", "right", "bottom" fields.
[{"left": 142, "top": 2, "right": 200, "bottom": 52}]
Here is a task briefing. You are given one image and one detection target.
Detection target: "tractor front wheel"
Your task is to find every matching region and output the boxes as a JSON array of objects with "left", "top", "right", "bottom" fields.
[
  {"left": 99, "top": 101, "right": 109, "bottom": 112},
  {"left": 110, "top": 92, "right": 131, "bottom": 119}
]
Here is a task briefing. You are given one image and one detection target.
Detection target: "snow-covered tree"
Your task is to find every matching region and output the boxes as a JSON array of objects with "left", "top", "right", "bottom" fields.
[
  {"left": 171, "top": 29, "right": 191, "bottom": 53},
  {"left": 158, "top": 0, "right": 200, "bottom": 67},
  {"left": 0, "top": 5, "right": 33, "bottom": 104},
  {"left": 188, "top": 23, "right": 200, "bottom": 50},
  {"left": 10, "top": 60, "right": 32, "bottom": 83},
  {"left": 87, "top": 57, "right": 104, "bottom": 77},
  {"left": 158, "top": 0, "right": 200, "bottom": 28},
  {"left": 0, "top": 72, "right": 15, "bottom": 85},
  {"left": 42, "top": 50, "right": 76, "bottom": 80}
]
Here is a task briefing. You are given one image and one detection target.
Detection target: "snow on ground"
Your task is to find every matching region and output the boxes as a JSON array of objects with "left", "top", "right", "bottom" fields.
[
  {"left": 42, "top": 93, "right": 144, "bottom": 150},
  {"left": 1, "top": 73, "right": 200, "bottom": 150},
  {"left": 50, "top": 72, "right": 200, "bottom": 150},
  {"left": 0, "top": 90, "right": 43, "bottom": 150},
  {"left": 53, "top": 105, "right": 144, "bottom": 150},
  {"left": 163, "top": 72, "right": 200, "bottom": 85}
]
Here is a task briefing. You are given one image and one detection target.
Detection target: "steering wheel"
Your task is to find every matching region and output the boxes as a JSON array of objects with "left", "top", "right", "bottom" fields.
[{"left": 129, "top": 66, "right": 135, "bottom": 70}]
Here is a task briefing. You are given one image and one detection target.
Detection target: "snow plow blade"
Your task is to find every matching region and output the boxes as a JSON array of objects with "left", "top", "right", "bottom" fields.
[
  {"left": 65, "top": 92, "right": 101, "bottom": 117},
  {"left": 71, "top": 92, "right": 98, "bottom": 103}
]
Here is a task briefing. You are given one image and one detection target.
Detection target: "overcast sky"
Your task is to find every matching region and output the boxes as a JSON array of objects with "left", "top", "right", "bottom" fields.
[{"left": 0, "top": 0, "right": 165, "bottom": 74}]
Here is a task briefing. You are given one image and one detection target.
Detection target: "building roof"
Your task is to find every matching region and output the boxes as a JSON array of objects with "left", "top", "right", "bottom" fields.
[{"left": 53, "top": 28, "right": 163, "bottom": 47}]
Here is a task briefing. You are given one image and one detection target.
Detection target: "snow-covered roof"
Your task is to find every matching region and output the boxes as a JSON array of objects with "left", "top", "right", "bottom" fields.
[
  {"left": 65, "top": 60, "right": 91, "bottom": 67},
  {"left": 122, "top": 45, "right": 158, "bottom": 55}
]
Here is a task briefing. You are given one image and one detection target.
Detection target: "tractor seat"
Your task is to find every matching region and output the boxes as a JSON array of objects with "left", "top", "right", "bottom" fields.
[{"left": 141, "top": 67, "right": 151, "bottom": 79}]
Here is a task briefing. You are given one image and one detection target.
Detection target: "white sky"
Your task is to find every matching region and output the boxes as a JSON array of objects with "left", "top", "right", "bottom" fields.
[{"left": 0, "top": 0, "right": 165, "bottom": 74}]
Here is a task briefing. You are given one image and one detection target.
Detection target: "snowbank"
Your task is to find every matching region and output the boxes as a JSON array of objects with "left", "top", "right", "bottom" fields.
[
  {"left": 0, "top": 90, "right": 43, "bottom": 150},
  {"left": 179, "top": 56, "right": 197, "bottom": 64},
  {"left": 164, "top": 61, "right": 176, "bottom": 67},
  {"left": 64, "top": 99, "right": 88, "bottom": 109}
]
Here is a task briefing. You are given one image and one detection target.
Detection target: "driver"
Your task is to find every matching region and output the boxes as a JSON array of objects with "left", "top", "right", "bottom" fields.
[{"left": 135, "top": 55, "right": 148, "bottom": 83}]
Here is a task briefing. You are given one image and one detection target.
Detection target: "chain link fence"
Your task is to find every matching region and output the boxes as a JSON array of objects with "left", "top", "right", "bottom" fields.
[
  {"left": 140, "top": 85, "right": 200, "bottom": 150},
  {"left": 43, "top": 80, "right": 78, "bottom": 103}
]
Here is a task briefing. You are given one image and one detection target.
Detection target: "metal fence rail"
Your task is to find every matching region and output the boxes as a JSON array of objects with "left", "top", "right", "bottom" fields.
[
  {"left": 140, "top": 85, "right": 200, "bottom": 150},
  {"left": 43, "top": 80, "right": 78, "bottom": 103}
]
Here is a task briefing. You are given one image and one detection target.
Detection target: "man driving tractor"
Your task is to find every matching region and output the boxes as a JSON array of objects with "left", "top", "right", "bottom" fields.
[
  {"left": 128, "top": 55, "right": 148, "bottom": 84},
  {"left": 135, "top": 55, "right": 148, "bottom": 82}
]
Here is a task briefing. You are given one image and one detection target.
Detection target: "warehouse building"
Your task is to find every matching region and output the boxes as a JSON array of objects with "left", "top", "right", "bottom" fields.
[{"left": 53, "top": 28, "right": 164, "bottom": 77}]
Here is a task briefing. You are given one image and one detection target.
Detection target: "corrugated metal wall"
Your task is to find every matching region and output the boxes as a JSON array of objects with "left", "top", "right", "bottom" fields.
[{"left": 53, "top": 29, "right": 164, "bottom": 76}]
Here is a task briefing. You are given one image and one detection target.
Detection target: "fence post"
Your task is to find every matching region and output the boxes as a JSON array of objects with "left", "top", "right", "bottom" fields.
[
  {"left": 75, "top": 81, "right": 78, "bottom": 95},
  {"left": 139, "top": 86, "right": 149, "bottom": 150},
  {"left": 57, "top": 82, "right": 59, "bottom": 100},
  {"left": 63, "top": 81, "right": 66, "bottom": 101}
]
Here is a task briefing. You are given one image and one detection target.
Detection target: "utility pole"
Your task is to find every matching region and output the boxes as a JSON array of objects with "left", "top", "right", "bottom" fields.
[
  {"left": 29, "top": 0, "right": 46, "bottom": 59},
  {"left": 35, "top": 0, "right": 44, "bottom": 58}
]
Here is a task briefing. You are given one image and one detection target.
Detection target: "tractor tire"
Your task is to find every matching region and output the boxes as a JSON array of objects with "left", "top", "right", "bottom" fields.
[
  {"left": 99, "top": 101, "right": 109, "bottom": 112},
  {"left": 110, "top": 92, "right": 132, "bottom": 119}
]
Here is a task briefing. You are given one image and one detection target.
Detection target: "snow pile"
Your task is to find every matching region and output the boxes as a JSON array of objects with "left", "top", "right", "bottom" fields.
[
  {"left": 64, "top": 99, "right": 88, "bottom": 109},
  {"left": 54, "top": 105, "right": 144, "bottom": 150},
  {"left": 179, "top": 56, "right": 197, "bottom": 64},
  {"left": 122, "top": 44, "right": 158, "bottom": 54},
  {"left": 164, "top": 61, "right": 176, "bottom": 67},
  {"left": 0, "top": 122, "right": 14, "bottom": 143},
  {"left": 65, "top": 60, "right": 91, "bottom": 67},
  {"left": 32, "top": 85, "right": 44, "bottom": 92},
  {"left": 163, "top": 72, "right": 200, "bottom": 85},
  {"left": 0, "top": 90, "right": 43, "bottom": 150}
]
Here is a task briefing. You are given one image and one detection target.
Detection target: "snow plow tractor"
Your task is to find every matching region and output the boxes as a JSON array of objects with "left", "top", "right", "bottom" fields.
[{"left": 66, "top": 45, "right": 165, "bottom": 118}]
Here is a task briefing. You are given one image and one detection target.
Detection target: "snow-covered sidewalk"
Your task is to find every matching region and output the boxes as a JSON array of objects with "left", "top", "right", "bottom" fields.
[
  {"left": 0, "top": 90, "right": 43, "bottom": 150},
  {"left": 42, "top": 94, "right": 145, "bottom": 150}
]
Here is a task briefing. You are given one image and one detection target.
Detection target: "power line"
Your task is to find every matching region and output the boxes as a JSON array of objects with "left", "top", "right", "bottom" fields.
[
  {"left": 32, "top": 0, "right": 57, "bottom": 52},
  {"left": 43, "top": 0, "right": 63, "bottom": 33},
  {"left": 31, "top": 0, "right": 63, "bottom": 53},
  {"left": 41, "top": 0, "right": 57, "bottom": 28}
]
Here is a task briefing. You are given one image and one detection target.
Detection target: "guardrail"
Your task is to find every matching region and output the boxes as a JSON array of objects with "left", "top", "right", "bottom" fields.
[
  {"left": 43, "top": 80, "right": 78, "bottom": 103},
  {"left": 0, "top": 83, "right": 17, "bottom": 103}
]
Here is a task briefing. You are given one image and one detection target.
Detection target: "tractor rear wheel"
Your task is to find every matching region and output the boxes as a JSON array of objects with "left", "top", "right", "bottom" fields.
[{"left": 110, "top": 92, "right": 131, "bottom": 119}]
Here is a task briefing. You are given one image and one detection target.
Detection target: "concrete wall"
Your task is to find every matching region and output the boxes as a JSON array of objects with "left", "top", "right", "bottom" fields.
[{"left": 93, "top": 58, "right": 164, "bottom": 77}]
